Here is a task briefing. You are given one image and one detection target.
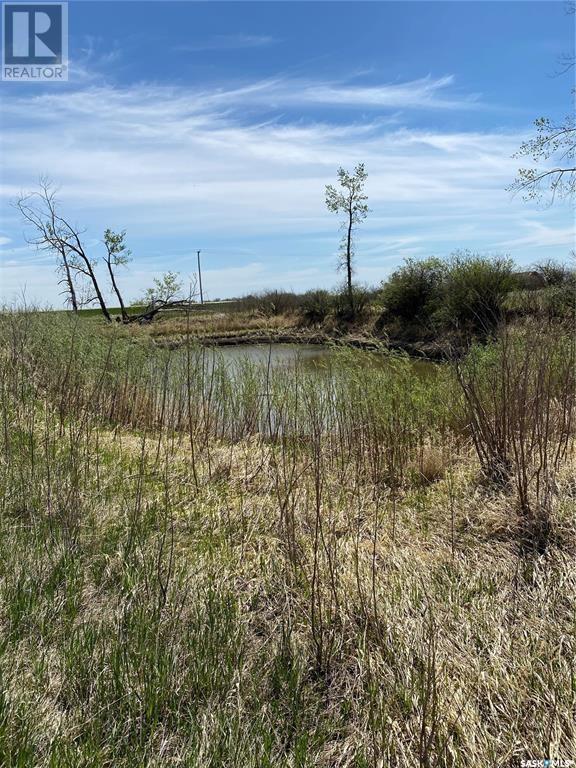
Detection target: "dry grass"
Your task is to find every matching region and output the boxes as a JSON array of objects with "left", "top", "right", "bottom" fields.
[
  {"left": 0, "top": 312, "right": 574, "bottom": 766},
  {"left": 123, "top": 309, "right": 299, "bottom": 341}
]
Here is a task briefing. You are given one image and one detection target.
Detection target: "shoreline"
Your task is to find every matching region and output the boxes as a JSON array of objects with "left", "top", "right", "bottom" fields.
[{"left": 157, "top": 329, "right": 451, "bottom": 361}]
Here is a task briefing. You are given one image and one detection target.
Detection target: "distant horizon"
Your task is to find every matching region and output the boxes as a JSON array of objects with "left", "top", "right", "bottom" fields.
[{"left": 1, "top": 1, "right": 574, "bottom": 307}]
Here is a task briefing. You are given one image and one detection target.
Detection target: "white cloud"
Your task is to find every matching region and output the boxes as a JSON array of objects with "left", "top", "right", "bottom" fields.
[
  {"left": 0, "top": 74, "right": 572, "bottom": 305},
  {"left": 296, "top": 75, "right": 482, "bottom": 110}
]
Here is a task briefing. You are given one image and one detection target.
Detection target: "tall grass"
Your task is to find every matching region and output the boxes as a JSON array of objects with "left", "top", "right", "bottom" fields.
[
  {"left": 455, "top": 321, "right": 575, "bottom": 552},
  {"left": 0, "top": 309, "right": 574, "bottom": 766}
]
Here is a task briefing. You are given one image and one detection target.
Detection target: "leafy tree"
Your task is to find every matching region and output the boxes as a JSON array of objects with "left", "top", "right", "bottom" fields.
[
  {"left": 510, "top": 115, "right": 576, "bottom": 203},
  {"left": 103, "top": 229, "right": 131, "bottom": 321},
  {"left": 509, "top": 4, "right": 575, "bottom": 203},
  {"left": 143, "top": 271, "right": 184, "bottom": 306},
  {"left": 325, "top": 164, "right": 369, "bottom": 313}
]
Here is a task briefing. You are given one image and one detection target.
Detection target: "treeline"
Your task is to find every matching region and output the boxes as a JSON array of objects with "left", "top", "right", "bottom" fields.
[{"left": 234, "top": 252, "right": 575, "bottom": 339}]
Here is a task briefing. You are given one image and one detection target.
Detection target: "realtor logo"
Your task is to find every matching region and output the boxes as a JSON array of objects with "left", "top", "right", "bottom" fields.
[{"left": 2, "top": 3, "right": 68, "bottom": 81}]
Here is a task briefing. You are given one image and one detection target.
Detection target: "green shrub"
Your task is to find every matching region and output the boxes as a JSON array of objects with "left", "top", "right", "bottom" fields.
[
  {"left": 380, "top": 253, "right": 519, "bottom": 337},
  {"left": 530, "top": 261, "right": 576, "bottom": 318},
  {"left": 300, "top": 289, "right": 332, "bottom": 324},
  {"left": 380, "top": 257, "right": 446, "bottom": 323},
  {"left": 545, "top": 283, "right": 576, "bottom": 317},
  {"left": 438, "top": 252, "right": 515, "bottom": 337}
]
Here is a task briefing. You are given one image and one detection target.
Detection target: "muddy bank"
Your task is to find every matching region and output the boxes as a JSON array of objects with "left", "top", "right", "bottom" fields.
[{"left": 158, "top": 329, "right": 454, "bottom": 361}]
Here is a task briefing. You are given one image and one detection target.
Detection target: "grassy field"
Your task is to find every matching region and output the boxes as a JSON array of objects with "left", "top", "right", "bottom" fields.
[
  {"left": 0, "top": 311, "right": 575, "bottom": 766},
  {"left": 52, "top": 301, "right": 247, "bottom": 320}
]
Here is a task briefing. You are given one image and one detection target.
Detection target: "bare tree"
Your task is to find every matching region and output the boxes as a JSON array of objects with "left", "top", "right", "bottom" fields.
[
  {"left": 14, "top": 180, "right": 199, "bottom": 325},
  {"left": 325, "top": 163, "right": 369, "bottom": 311},
  {"left": 15, "top": 179, "right": 79, "bottom": 312},
  {"left": 15, "top": 181, "right": 111, "bottom": 321},
  {"left": 103, "top": 229, "right": 131, "bottom": 322}
]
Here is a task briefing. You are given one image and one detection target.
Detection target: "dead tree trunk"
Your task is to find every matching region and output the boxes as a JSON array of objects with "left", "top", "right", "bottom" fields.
[{"left": 14, "top": 181, "right": 111, "bottom": 322}]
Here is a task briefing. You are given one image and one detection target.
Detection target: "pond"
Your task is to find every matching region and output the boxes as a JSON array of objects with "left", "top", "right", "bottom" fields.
[
  {"left": 205, "top": 343, "right": 333, "bottom": 369},
  {"left": 201, "top": 342, "right": 436, "bottom": 378},
  {"left": 154, "top": 342, "right": 441, "bottom": 439}
]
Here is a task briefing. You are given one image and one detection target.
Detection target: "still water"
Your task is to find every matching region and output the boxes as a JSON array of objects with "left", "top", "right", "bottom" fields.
[
  {"left": 203, "top": 343, "right": 435, "bottom": 377},
  {"left": 206, "top": 343, "right": 333, "bottom": 368},
  {"left": 164, "top": 343, "right": 437, "bottom": 437}
]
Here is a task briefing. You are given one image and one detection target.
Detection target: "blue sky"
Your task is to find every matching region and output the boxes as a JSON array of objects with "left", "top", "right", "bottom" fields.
[{"left": 0, "top": 1, "right": 574, "bottom": 305}]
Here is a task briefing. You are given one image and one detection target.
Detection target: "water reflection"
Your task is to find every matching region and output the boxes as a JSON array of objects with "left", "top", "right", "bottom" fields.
[
  {"left": 202, "top": 343, "right": 435, "bottom": 377},
  {"left": 205, "top": 343, "right": 333, "bottom": 369}
]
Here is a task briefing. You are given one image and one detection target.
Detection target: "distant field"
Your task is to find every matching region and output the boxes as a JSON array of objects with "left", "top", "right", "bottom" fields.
[{"left": 48, "top": 300, "right": 245, "bottom": 318}]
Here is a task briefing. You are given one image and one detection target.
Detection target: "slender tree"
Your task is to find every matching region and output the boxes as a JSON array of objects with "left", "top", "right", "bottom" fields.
[
  {"left": 103, "top": 229, "right": 131, "bottom": 321},
  {"left": 325, "top": 163, "right": 369, "bottom": 311}
]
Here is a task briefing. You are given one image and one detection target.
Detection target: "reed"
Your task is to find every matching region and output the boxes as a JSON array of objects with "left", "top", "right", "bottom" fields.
[{"left": 0, "top": 309, "right": 574, "bottom": 766}]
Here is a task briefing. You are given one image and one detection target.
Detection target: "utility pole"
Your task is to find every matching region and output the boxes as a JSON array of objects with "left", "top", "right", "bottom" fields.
[{"left": 196, "top": 249, "right": 204, "bottom": 304}]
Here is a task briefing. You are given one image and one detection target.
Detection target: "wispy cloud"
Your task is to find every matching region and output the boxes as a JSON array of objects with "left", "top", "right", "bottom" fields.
[
  {"left": 79, "top": 35, "right": 122, "bottom": 65},
  {"left": 0, "top": 74, "right": 571, "bottom": 305},
  {"left": 296, "top": 75, "right": 482, "bottom": 110},
  {"left": 201, "top": 73, "right": 481, "bottom": 112},
  {"left": 176, "top": 34, "right": 279, "bottom": 52},
  {"left": 495, "top": 222, "right": 575, "bottom": 250},
  {"left": 0, "top": 74, "right": 480, "bottom": 153},
  {"left": 65, "top": 36, "right": 123, "bottom": 84}
]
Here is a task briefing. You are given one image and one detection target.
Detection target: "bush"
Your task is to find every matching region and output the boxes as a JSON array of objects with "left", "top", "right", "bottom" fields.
[
  {"left": 455, "top": 323, "right": 575, "bottom": 551},
  {"left": 380, "top": 257, "right": 446, "bottom": 323},
  {"left": 534, "top": 259, "right": 575, "bottom": 287},
  {"left": 237, "top": 291, "right": 301, "bottom": 317},
  {"left": 438, "top": 253, "right": 515, "bottom": 337},
  {"left": 544, "top": 283, "right": 576, "bottom": 318},
  {"left": 504, "top": 284, "right": 576, "bottom": 320},
  {"left": 531, "top": 261, "right": 576, "bottom": 318},
  {"left": 333, "top": 285, "right": 371, "bottom": 323},
  {"left": 300, "top": 290, "right": 332, "bottom": 324},
  {"left": 380, "top": 253, "right": 518, "bottom": 337}
]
